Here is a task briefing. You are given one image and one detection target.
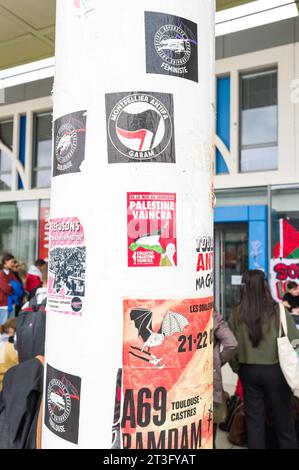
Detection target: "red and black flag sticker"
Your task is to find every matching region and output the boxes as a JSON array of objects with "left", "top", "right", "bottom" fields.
[{"left": 105, "top": 92, "right": 175, "bottom": 164}]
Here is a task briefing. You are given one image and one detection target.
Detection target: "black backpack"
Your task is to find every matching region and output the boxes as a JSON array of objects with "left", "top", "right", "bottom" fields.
[
  {"left": 219, "top": 394, "right": 242, "bottom": 432},
  {"left": 0, "top": 358, "right": 44, "bottom": 449},
  {"left": 16, "top": 297, "right": 46, "bottom": 363}
]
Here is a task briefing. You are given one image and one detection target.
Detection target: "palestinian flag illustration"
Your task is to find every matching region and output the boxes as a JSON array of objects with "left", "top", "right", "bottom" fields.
[
  {"left": 273, "top": 219, "right": 299, "bottom": 259},
  {"left": 127, "top": 192, "right": 177, "bottom": 268},
  {"left": 129, "top": 224, "right": 168, "bottom": 254}
]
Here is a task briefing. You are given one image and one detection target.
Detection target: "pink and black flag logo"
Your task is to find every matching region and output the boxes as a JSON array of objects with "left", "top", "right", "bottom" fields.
[{"left": 106, "top": 92, "right": 175, "bottom": 163}]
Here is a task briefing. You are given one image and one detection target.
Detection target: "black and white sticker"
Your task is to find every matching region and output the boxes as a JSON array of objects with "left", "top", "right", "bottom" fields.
[
  {"left": 53, "top": 110, "right": 87, "bottom": 177},
  {"left": 45, "top": 364, "right": 81, "bottom": 445},
  {"left": 145, "top": 12, "right": 198, "bottom": 83}
]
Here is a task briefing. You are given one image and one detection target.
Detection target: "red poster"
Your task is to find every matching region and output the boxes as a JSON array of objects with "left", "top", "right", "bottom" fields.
[
  {"left": 39, "top": 206, "right": 50, "bottom": 261},
  {"left": 122, "top": 297, "right": 213, "bottom": 449},
  {"left": 127, "top": 192, "right": 177, "bottom": 267}
]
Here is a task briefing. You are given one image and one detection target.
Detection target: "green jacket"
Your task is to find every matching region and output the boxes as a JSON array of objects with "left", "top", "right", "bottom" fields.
[{"left": 228, "top": 304, "right": 299, "bottom": 372}]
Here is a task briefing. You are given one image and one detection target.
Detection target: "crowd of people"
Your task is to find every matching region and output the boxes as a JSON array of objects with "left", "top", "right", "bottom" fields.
[
  {"left": 0, "top": 253, "right": 47, "bottom": 449},
  {"left": 0, "top": 254, "right": 47, "bottom": 325},
  {"left": 1, "top": 249, "right": 299, "bottom": 449},
  {"left": 214, "top": 271, "right": 299, "bottom": 449}
]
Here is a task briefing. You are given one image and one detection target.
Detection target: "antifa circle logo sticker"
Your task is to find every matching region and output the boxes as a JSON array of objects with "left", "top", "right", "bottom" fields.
[
  {"left": 55, "top": 122, "right": 78, "bottom": 166},
  {"left": 106, "top": 92, "right": 175, "bottom": 163},
  {"left": 145, "top": 12, "right": 198, "bottom": 83},
  {"left": 53, "top": 110, "right": 87, "bottom": 177},
  {"left": 154, "top": 24, "right": 192, "bottom": 67},
  {"left": 45, "top": 364, "right": 81, "bottom": 444},
  {"left": 47, "top": 378, "right": 72, "bottom": 425}
]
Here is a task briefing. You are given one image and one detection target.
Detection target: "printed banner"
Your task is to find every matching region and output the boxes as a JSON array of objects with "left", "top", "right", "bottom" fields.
[
  {"left": 45, "top": 364, "right": 81, "bottom": 444},
  {"left": 122, "top": 297, "right": 213, "bottom": 449},
  {"left": 127, "top": 192, "right": 177, "bottom": 268},
  {"left": 195, "top": 236, "right": 214, "bottom": 292},
  {"left": 145, "top": 12, "right": 198, "bottom": 83},
  {"left": 53, "top": 110, "right": 87, "bottom": 177},
  {"left": 47, "top": 218, "right": 86, "bottom": 316},
  {"left": 39, "top": 205, "right": 50, "bottom": 261},
  {"left": 270, "top": 258, "right": 299, "bottom": 302},
  {"left": 105, "top": 92, "right": 175, "bottom": 164}
]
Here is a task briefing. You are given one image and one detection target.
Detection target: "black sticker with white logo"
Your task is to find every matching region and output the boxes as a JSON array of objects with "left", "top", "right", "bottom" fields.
[
  {"left": 45, "top": 364, "right": 81, "bottom": 445},
  {"left": 105, "top": 92, "right": 175, "bottom": 164},
  {"left": 145, "top": 11, "right": 198, "bottom": 83},
  {"left": 53, "top": 110, "right": 87, "bottom": 177}
]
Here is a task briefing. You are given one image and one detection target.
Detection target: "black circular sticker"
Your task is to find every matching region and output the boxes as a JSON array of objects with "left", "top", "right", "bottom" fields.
[
  {"left": 71, "top": 297, "right": 83, "bottom": 313},
  {"left": 108, "top": 93, "right": 173, "bottom": 161}
]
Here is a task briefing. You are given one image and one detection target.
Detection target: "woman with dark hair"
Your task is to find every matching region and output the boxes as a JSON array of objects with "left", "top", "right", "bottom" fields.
[
  {"left": 213, "top": 308, "right": 238, "bottom": 448},
  {"left": 0, "top": 254, "right": 18, "bottom": 326},
  {"left": 228, "top": 269, "right": 299, "bottom": 449}
]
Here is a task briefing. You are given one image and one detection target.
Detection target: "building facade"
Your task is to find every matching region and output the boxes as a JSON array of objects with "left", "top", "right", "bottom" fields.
[
  {"left": 214, "top": 16, "right": 299, "bottom": 318},
  {"left": 0, "top": 78, "right": 52, "bottom": 266},
  {"left": 0, "top": 17, "right": 299, "bottom": 316}
]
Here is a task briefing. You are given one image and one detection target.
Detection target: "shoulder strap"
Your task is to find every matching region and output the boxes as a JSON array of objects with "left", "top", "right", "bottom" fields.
[
  {"left": 35, "top": 355, "right": 45, "bottom": 365},
  {"left": 35, "top": 355, "right": 44, "bottom": 449},
  {"left": 279, "top": 303, "right": 288, "bottom": 338},
  {"left": 36, "top": 398, "right": 43, "bottom": 450}
]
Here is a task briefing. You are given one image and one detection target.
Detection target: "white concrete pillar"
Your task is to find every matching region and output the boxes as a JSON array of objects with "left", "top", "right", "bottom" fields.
[{"left": 42, "top": 0, "right": 215, "bottom": 449}]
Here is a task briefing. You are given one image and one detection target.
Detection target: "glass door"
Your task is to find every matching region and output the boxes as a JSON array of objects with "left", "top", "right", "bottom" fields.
[{"left": 214, "top": 224, "right": 248, "bottom": 320}]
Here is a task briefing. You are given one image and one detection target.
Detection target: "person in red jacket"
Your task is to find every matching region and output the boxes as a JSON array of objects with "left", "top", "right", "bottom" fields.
[
  {"left": 24, "top": 259, "right": 46, "bottom": 298},
  {"left": 0, "top": 254, "right": 18, "bottom": 326}
]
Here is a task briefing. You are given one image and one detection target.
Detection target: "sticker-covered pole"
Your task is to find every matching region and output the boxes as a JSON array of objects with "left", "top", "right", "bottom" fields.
[{"left": 43, "top": 0, "right": 215, "bottom": 449}]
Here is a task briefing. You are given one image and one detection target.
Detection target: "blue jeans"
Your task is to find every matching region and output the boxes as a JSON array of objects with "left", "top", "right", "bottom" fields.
[{"left": 0, "top": 307, "right": 8, "bottom": 325}]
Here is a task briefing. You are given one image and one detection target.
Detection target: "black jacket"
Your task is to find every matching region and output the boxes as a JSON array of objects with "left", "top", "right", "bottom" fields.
[
  {"left": 16, "top": 297, "right": 46, "bottom": 363},
  {"left": 0, "top": 358, "right": 43, "bottom": 449}
]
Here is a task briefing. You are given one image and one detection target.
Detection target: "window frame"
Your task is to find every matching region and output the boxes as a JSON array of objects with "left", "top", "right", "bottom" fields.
[
  {"left": 0, "top": 118, "right": 14, "bottom": 190},
  {"left": 32, "top": 110, "right": 53, "bottom": 189},
  {"left": 239, "top": 67, "right": 279, "bottom": 174}
]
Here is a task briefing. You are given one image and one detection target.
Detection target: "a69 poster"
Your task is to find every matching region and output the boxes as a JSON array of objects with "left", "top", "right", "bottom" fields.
[{"left": 121, "top": 297, "right": 214, "bottom": 449}]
